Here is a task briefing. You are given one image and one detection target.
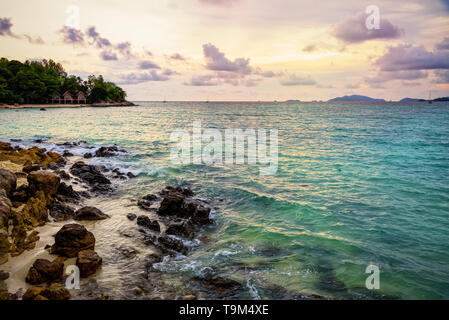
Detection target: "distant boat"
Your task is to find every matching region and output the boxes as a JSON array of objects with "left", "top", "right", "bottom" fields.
[
  {"left": 428, "top": 90, "right": 432, "bottom": 104},
  {"left": 163, "top": 96, "right": 167, "bottom": 103}
]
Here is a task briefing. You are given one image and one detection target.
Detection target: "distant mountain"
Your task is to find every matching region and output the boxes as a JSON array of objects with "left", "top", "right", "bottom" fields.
[
  {"left": 328, "top": 95, "right": 385, "bottom": 102},
  {"left": 400, "top": 98, "right": 425, "bottom": 102},
  {"left": 433, "top": 97, "right": 449, "bottom": 102}
]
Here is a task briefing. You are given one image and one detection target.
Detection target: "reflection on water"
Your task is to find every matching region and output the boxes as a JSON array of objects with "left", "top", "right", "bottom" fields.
[{"left": 1, "top": 102, "right": 449, "bottom": 299}]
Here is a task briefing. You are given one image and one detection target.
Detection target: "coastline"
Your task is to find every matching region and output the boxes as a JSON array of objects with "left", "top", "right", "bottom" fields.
[{"left": 0, "top": 101, "right": 137, "bottom": 109}]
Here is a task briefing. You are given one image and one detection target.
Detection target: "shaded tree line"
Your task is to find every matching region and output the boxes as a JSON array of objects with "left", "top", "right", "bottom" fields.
[{"left": 0, "top": 58, "right": 126, "bottom": 104}]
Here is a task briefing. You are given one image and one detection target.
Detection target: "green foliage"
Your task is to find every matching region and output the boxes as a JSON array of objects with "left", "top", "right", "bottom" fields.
[{"left": 0, "top": 58, "right": 127, "bottom": 104}]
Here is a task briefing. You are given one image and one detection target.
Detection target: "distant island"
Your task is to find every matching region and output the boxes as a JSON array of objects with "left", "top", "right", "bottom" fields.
[
  {"left": 285, "top": 99, "right": 301, "bottom": 102},
  {"left": 0, "top": 58, "right": 131, "bottom": 106},
  {"left": 328, "top": 95, "right": 386, "bottom": 102}
]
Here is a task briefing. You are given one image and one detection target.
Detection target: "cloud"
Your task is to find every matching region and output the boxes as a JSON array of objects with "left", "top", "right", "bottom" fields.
[
  {"left": 116, "top": 41, "right": 133, "bottom": 58},
  {"left": 436, "top": 37, "right": 449, "bottom": 50},
  {"left": 279, "top": 73, "right": 316, "bottom": 86},
  {"left": 24, "top": 35, "right": 45, "bottom": 45},
  {"left": 198, "top": 0, "right": 240, "bottom": 7},
  {"left": 375, "top": 44, "right": 449, "bottom": 71},
  {"left": 203, "top": 43, "right": 252, "bottom": 74},
  {"left": 184, "top": 74, "right": 219, "bottom": 86},
  {"left": 302, "top": 44, "right": 317, "bottom": 53},
  {"left": 0, "top": 17, "right": 15, "bottom": 37},
  {"left": 138, "top": 60, "right": 160, "bottom": 69},
  {"left": 332, "top": 12, "right": 403, "bottom": 44},
  {"left": 119, "top": 70, "right": 169, "bottom": 84},
  {"left": 169, "top": 53, "right": 186, "bottom": 61},
  {"left": 434, "top": 70, "right": 449, "bottom": 84},
  {"left": 86, "top": 26, "right": 112, "bottom": 48},
  {"left": 162, "top": 69, "right": 180, "bottom": 76},
  {"left": 345, "top": 83, "right": 361, "bottom": 89},
  {"left": 100, "top": 51, "right": 118, "bottom": 61},
  {"left": 260, "top": 70, "right": 276, "bottom": 78},
  {"left": 59, "top": 26, "right": 84, "bottom": 45}
]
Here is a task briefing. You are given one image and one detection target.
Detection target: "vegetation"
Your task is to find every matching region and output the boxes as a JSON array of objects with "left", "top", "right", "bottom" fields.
[{"left": 0, "top": 58, "right": 126, "bottom": 104}]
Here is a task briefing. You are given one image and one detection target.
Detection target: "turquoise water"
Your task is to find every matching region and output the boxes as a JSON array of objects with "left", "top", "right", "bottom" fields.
[{"left": 1, "top": 102, "right": 449, "bottom": 299}]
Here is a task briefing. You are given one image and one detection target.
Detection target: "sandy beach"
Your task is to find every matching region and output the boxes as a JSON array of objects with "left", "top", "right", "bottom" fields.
[{"left": 0, "top": 102, "right": 136, "bottom": 109}]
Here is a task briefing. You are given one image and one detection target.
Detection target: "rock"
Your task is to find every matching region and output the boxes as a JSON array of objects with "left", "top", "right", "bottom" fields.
[
  {"left": 76, "top": 250, "right": 102, "bottom": 277},
  {"left": 83, "top": 153, "right": 92, "bottom": 159},
  {"left": 10, "top": 185, "right": 32, "bottom": 203},
  {"left": 95, "top": 146, "right": 119, "bottom": 157},
  {"left": 0, "top": 168, "right": 17, "bottom": 197},
  {"left": 190, "top": 275, "right": 243, "bottom": 296},
  {"left": 74, "top": 207, "right": 109, "bottom": 221},
  {"left": 55, "top": 170, "right": 71, "bottom": 180},
  {"left": 0, "top": 142, "right": 14, "bottom": 151},
  {"left": 62, "top": 151, "right": 74, "bottom": 157},
  {"left": 158, "top": 191, "right": 212, "bottom": 225},
  {"left": 0, "top": 230, "right": 10, "bottom": 265},
  {"left": 0, "top": 270, "right": 9, "bottom": 281},
  {"left": 22, "top": 286, "right": 45, "bottom": 300},
  {"left": 137, "top": 194, "right": 158, "bottom": 211},
  {"left": 20, "top": 190, "right": 50, "bottom": 227},
  {"left": 50, "top": 224, "right": 95, "bottom": 257},
  {"left": 40, "top": 108, "right": 46, "bottom": 111},
  {"left": 23, "top": 164, "right": 40, "bottom": 173},
  {"left": 144, "top": 253, "right": 163, "bottom": 272},
  {"left": 0, "top": 146, "right": 64, "bottom": 170},
  {"left": 41, "top": 283, "right": 71, "bottom": 300},
  {"left": 118, "top": 245, "right": 138, "bottom": 258},
  {"left": 24, "top": 230, "right": 40, "bottom": 250},
  {"left": 25, "top": 258, "right": 64, "bottom": 284},
  {"left": 191, "top": 204, "right": 211, "bottom": 225},
  {"left": 127, "top": 213, "right": 137, "bottom": 221},
  {"left": 136, "top": 216, "right": 160, "bottom": 232},
  {"left": 158, "top": 192, "right": 185, "bottom": 216},
  {"left": 181, "top": 294, "right": 197, "bottom": 300},
  {"left": 49, "top": 201, "right": 75, "bottom": 221},
  {"left": 57, "top": 182, "right": 80, "bottom": 200},
  {"left": 132, "top": 286, "right": 144, "bottom": 295},
  {"left": 166, "top": 220, "right": 196, "bottom": 240},
  {"left": 0, "top": 193, "right": 11, "bottom": 230},
  {"left": 158, "top": 235, "right": 187, "bottom": 255},
  {"left": 27, "top": 171, "right": 60, "bottom": 196},
  {"left": 127, "top": 172, "right": 136, "bottom": 178},
  {"left": 69, "top": 162, "right": 111, "bottom": 193}
]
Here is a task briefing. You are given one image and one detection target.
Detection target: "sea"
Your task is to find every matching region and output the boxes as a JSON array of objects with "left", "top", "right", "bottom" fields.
[{"left": 1, "top": 101, "right": 448, "bottom": 299}]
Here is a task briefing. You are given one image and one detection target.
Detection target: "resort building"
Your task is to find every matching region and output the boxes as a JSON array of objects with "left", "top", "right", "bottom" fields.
[{"left": 51, "top": 91, "right": 87, "bottom": 104}]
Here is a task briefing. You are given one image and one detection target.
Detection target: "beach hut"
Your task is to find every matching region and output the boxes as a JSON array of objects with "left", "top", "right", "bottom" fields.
[
  {"left": 62, "top": 91, "right": 74, "bottom": 104},
  {"left": 51, "top": 92, "right": 61, "bottom": 104},
  {"left": 77, "top": 91, "right": 87, "bottom": 104}
]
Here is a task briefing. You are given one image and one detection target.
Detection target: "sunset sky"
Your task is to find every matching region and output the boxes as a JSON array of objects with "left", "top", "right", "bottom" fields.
[{"left": 1, "top": 0, "right": 449, "bottom": 101}]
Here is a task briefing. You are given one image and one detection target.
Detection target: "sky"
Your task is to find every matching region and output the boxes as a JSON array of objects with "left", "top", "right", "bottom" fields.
[{"left": 1, "top": 0, "right": 449, "bottom": 101}]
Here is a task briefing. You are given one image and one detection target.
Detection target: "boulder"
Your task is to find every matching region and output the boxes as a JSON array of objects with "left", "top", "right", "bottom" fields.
[
  {"left": 0, "top": 168, "right": 17, "bottom": 197},
  {"left": 76, "top": 250, "right": 102, "bottom": 277},
  {"left": 0, "top": 142, "right": 14, "bottom": 151},
  {"left": 20, "top": 190, "right": 49, "bottom": 227},
  {"left": 56, "top": 182, "right": 80, "bottom": 200},
  {"left": 126, "top": 213, "right": 137, "bottom": 221},
  {"left": 0, "top": 193, "right": 11, "bottom": 230},
  {"left": 10, "top": 185, "right": 32, "bottom": 203},
  {"left": 27, "top": 171, "right": 60, "bottom": 196},
  {"left": 49, "top": 201, "right": 75, "bottom": 221},
  {"left": 158, "top": 235, "right": 187, "bottom": 255},
  {"left": 50, "top": 224, "right": 95, "bottom": 257},
  {"left": 74, "top": 207, "right": 109, "bottom": 221},
  {"left": 158, "top": 192, "right": 185, "bottom": 216},
  {"left": 158, "top": 191, "right": 212, "bottom": 225},
  {"left": 0, "top": 230, "right": 10, "bottom": 265},
  {"left": 136, "top": 215, "right": 160, "bottom": 232},
  {"left": 41, "top": 283, "right": 71, "bottom": 300},
  {"left": 95, "top": 146, "right": 119, "bottom": 157},
  {"left": 69, "top": 162, "right": 111, "bottom": 193},
  {"left": 166, "top": 220, "right": 196, "bottom": 240},
  {"left": 25, "top": 258, "right": 64, "bottom": 284}
]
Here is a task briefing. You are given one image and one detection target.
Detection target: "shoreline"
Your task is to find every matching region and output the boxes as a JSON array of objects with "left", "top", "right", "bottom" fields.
[{"left": 0, "top": 101, "right": 136, "bottom": 109}]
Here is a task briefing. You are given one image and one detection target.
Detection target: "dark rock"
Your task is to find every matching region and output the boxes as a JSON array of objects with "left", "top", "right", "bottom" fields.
[
  {"left": 166, "top": 219, "right": 196, "bottom": 240},
  {"left": 158, "top": 191, "right": 211, "bottom": 225},
  {"left": 190, "top": 275, "right": 243, "bottom": 296},
  {"left": 41, "top": 283, "right": 71, "bottom": 300},
  {"left": 50, "top": 224, "right": 95, "bottom": 257},
  {"left": 0, "top": 270, "right": 9, "bottom": 280},
  {"left": 25, "top": 258, "right": 64, "bottom": 284},
  {"left": 144, "top": 253, "right": 163, "bottom": 272},
  {"left": 127, "top": 213, "right": 137, "bottom": 221},
  {"left": 158, "top": 235, "right": 187, "bottom": 255},
  {"left": 40, "top": 108, "right": 46, "bottom": 111},
  {"left": 0, "top": 168, "right": 17, "bottom": 197},
  {"left": 10, "top": 185, "right": 32, "bottom": 203},
  {"left": 74, "top": 207, "right": 109, "bottom": 221},
  {"left": 27, "top": 171, "right": 60, "bottom": 196},
  {"left": 69, "top": 161, "right": 111, "bottom": 193},
  {"left": 57, "top": 182, "right": 80, "bottom": 200},
  {"left": 83, "top": 153, "right": 92, "bottom": 159},
  {"left": 136, "top": 215, "right": 160, "bottom": 232},
  {"left": 95, "top": 146, "right": 119, "bottom": 157},
  {"left": 49, "top": 201, "right": 75, "bottom": 221},
  {"left": 127, "top": 172, "right": 136, "bottom": 178},
  {"left": 76, "top": 250, "right": 102, "bottom": 277},
  {"left": 55, "top": 170, "right": 70, "bottom": 180},
  {"left": 62, "top": 151, "right": 73, "bottom": 157},
  {"left": 0, "top": 230, "right": 9, "bottom": 264},
  {"left": 158, "top": 192, "right": 185, "bottom": 216},
  {"left": 23, "top": 164, "right": 40, "bottom": 173}
]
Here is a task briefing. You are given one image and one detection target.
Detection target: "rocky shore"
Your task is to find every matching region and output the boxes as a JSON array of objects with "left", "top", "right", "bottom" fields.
[{"left": 0, "top": 139, "right": 325, "bottom": 301}]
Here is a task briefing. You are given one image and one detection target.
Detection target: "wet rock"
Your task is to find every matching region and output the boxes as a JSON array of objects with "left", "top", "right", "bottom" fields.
[
  {"left": 166, "top": 219, "right": 196, "bottom": 240},
  {"left": 49, "top": 201, "right": 75, "bottom": 221},
  {"left": 158, "top": 235, "right": 187, "bottom": 255},
  {"left": 27, "top": 171, "right": 60, "bottom": 196},
  {"left": 20, "top": 190, "right": 50, "bottom": 227},
  {"left": 76, "top": 250, "right": 102, "bottom": 277},
  {"left": 0, "top": 168, "right": 17, "bottom": 197},
  {"left": 41, "top": 283, "right": 71, "bottom": 300},
  {"left": 95, "top": 146, "right": 119, "bottom": 157},
  {"left": 10, "top": 185, "right": 32, "bottom": 203},
  {"left": 144, "top": 253, "right": 163, "bottom": 272},
  {"left": 24, "top": 230, "right": 40, "bottom": 250},
  {"left": 127, "top": 213, "right": 137, "bottom": 221},
  {"left": 25, "top": 258, "right": 64, "bottom": 284},
  {"left": 0, "top": 230, "right": 10, "bottom": 265},
  {"left": 57, "top": 182, "right": 80, "bottom": 201},
  {"left": 50, "top": 224, "right": 95, "bottom": 257},
  {"left": 191, "top": 204, "right": 211, "bottom": 225},
  {"left": 74, "top": 206, "right": 109, "bottom": 221},
  {"left": 0, "top": 142, "right": 14, "bottom": 151},
  {"left": 190, "top": 275, "right": 243, "bottom": 297},
  {"left": 23, "top": 164, "right": 40, "bottom": 173},
  {"left": 62, "top": 151, "right": 73, "bottom": 157},
  {"left": 83, "top": 153, "right": 92, "bottom": 159},
  {"left": 0, "top": 145, "right": 64, "bottom": 171},
  {"left": 118, "top": 245, "right": 138, "bottom": 259},
  {"left": 69, "top": 161, "right": 111, "bottom": 193},
  {"left": 137, "top": 194, "right": 158, "bottom": 211},
  {"left": 127, "top": 172, "right": 136, "bottom": 178},
  {"left": 161, "top": 186, "right": 193, "bottom": 197},
  {"left": 0, "top": 270, "right": 8, "bottom": 281},
  {"left": 132, "top": 286, "right": 144, "bottom": 296},
  {"left": 22, "top": 286, "right": 46, "bottom": 300},
  {"left": 55, "top": 170, "right": 70, "bottom": 180},
  {"left": 137, "top": 215, "right": 160, "bottom": 232},
  {"left": 158, "top": 192, "right": 185, "bottom": 216}
]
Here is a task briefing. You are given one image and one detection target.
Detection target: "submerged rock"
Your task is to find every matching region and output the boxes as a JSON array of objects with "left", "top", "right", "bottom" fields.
[
  {"left": 166, "top": 219, "right": 195, "bottom": 240},
  {"left": 25, "top": 258, "right": 64, "bottom": 285},
  {"left": 76, "top": 250, "right": 102, "bottom": 277},
  {"left": 74, "top": 207, "right": 109, "bottom": 221},
  {"left": 158, "top": 235, "right": 187, "bottom": 255},
  {"left": 95, "top": 146, "right": 120, "bottom": 157},
  {"left": 190, "top": 275, "right": 243, "bottom": 297},
  {"left": 136, "top": 215, "right": 160, "bottom": 232},
  {"left": 51, "top": 224, "right": 95, "bottom": 257}
]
